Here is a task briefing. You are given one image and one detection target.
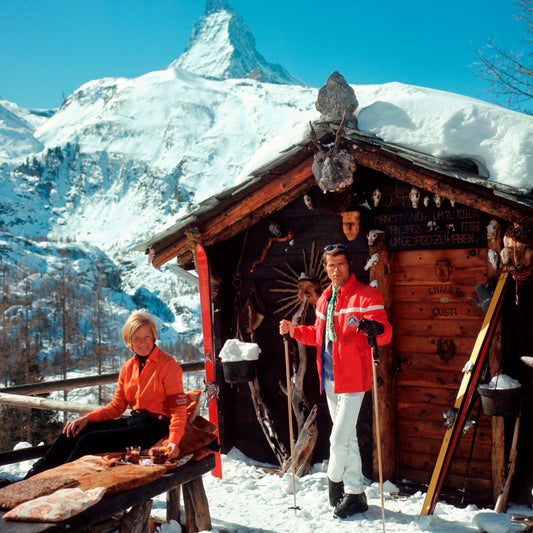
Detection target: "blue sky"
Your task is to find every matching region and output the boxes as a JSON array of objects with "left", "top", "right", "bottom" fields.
[{"left": 0, "top": 0, "right": 525, "bottom": 110}]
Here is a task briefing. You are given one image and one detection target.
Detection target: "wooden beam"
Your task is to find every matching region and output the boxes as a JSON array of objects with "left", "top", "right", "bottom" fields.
[
  {"left": 0, "top": 444, "right": 50, "bottom": 466},
  {"left": 0, "top": 391, "right": 102, "bottom": 414},
  {"left": 369, "top": 232, "right": 397, "bottom": 481},
  {"left": 350, "top": 143, "right": 532, "bottom": 227},
  {"left": 0, "top": 362, "right": 204, "bottom": 396}
]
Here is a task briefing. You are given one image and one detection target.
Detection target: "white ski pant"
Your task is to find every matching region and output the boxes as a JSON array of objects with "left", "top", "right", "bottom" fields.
[{"left": 324, "top": 379, "right": 365, "bottom": 494}]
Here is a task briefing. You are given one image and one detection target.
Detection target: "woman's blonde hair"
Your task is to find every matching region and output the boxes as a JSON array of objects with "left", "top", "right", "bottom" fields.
[{"left": 122, "top": 311, "right": 157, "bottom": 350}]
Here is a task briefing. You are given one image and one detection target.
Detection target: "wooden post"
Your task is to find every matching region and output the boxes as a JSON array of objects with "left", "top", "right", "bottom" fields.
[
  {"left": 166, "top": 486, "right": 181, "bottom": 523},
  {"left": 368, "top": 231, "right": 396, "bottom": 481},
  {"left": 182, "top": 477, "right": 212, "bottom": 533},
  {"left": 487, "top": 219, "right": 506, "bottom": 503},
  {"left": 119, "top": 500, "right": 152, "bottom": 533}
]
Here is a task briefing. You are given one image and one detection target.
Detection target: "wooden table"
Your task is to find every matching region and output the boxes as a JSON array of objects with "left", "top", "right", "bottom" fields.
[{"left": 0, "top": 454, "right": 215, "bottom": 533}]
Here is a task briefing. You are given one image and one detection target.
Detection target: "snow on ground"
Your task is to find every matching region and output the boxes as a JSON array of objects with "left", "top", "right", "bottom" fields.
[{"left": 3, "top": 446, "right": 531, "bottom": 533}]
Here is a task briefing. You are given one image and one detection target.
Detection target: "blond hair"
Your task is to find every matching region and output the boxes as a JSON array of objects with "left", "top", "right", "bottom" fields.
[{"left": 122, "top": 311, "right": 157, "bottom": 349}]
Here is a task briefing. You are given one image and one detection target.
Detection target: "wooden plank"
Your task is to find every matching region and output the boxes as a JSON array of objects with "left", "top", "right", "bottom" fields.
[
  {"left": 392, "top": 267, "right": 487, "bottom": 286},
  {"left": 183, "top": 477, "right": 212, "bottom": 533},
  {"left": 400, "top": 450, "right": 490, "bottom": 477},
  {"left": 489, "top": 316, "right": 505, "bottom": 503},
  {"left": 396, "top": 433, "right": 492, "bottom": 457},
  {"left": 396, "top": 351, "right": 474, "bottom": 374},
  {"left": 397, "top": 419, "right": 492, "bottom": 447},
  {"left": 0, "top": 362, "right": 204, "bottom": 396},
  {"left": 392, "top": 247, "right": 486, "bottom": 267},
  {"left": 0, "top": 392, "right": 101, "bottom": 415},
  {"left": 393, "top": 302, "right": 484, "bottom": 321},
  {"left": 394, "top": 334, "right": 477, "bottom": 354},
  {"left": 166, "top": 486, "right": 180, "bottom": 523},
  {"left": 397, "top": 384, "right": 465, "bottom": 406},
  {"left": 397, "top": 468, "right": 492, "bottom": 492},
  {"left": 118, "top": 500, "right": 152, "bottom": 533},
  {"left": 0, "top": 445, "right": 50, "bottom": 466},
  {"left": 392, "top": 283, "right": 483, "bottom": 303},
  {"left": 393, "top": 318, "right": 482, "bottom": 337},
  {"left": 397, "top": 369, "right": 464, "bottom": 389}
]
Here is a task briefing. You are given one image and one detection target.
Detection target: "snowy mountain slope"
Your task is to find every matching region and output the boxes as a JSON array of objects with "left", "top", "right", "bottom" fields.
[
  {"left": 28, "top": 71, "right": 316, "bottom": 249},
  {"left": 170, "top": 0, "right": 303, "bottom": 85},
  {"left": 0, "top": 99, "right": 47, "bottom": 163}
]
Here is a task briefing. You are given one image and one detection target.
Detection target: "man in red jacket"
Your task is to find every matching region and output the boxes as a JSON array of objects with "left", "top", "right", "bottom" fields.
[{"left": 280, "top": 243, "right": 392, "bottom": 518}]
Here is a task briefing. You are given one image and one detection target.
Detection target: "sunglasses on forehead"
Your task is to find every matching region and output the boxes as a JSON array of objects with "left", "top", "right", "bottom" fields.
[{"left": 324, "top": 244, "right": 347, "bottom": 252}]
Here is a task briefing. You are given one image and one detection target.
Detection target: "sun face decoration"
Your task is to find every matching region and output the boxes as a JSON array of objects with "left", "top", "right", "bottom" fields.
[{"left": 270, "top": 242, "right": 329, "bottom": 317}]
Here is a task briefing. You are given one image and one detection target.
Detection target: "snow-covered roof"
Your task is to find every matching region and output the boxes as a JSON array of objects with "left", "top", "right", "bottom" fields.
[{"left": 134, "top": 105, "right": 533, "bottom": 267}]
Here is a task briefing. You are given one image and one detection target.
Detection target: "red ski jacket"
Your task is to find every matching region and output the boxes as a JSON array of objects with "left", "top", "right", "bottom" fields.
[
  {"left": 293, "top": 273, "right": 392, "bottom": 394},
  {"left": 88, "top": 346, "right": 188, "bottom": 444}
]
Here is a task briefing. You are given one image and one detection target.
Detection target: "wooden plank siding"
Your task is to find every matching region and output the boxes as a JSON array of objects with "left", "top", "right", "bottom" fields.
[{"left": 392, "top": 248, "right": 493, "bottom": 492}]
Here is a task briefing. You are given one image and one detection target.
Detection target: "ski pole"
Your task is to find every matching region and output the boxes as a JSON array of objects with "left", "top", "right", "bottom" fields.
[
  {"left": 283, "top": 333, "right": 300, "bottom": 514},
  {"left": 371, "top": 338, "right": 386, "bottom": 533}
]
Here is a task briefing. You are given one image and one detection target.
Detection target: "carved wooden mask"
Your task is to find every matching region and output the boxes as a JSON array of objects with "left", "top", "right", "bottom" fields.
[{"left": 341, "top": 211, "right": 360, "bottom": 241}]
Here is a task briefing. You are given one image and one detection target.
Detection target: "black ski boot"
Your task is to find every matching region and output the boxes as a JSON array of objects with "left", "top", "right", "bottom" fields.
[
  {"left": 334, "top": 492, "right": 368, "bottom": 518},
  {"left": 328, "top": 479, "right": 344, "bottom": 507}
]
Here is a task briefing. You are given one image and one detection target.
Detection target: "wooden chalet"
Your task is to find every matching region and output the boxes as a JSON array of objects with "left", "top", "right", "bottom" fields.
[{"left": 135, "top": 74, "right": 533, "bottom": 506}]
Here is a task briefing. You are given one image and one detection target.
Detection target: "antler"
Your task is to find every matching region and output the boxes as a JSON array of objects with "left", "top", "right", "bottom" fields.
[
  {"left": 333, "top": 110, "right": 348, "bottom": 152},
  {"left": 309, "top": 122, "right": 325, "bottom": 154}
]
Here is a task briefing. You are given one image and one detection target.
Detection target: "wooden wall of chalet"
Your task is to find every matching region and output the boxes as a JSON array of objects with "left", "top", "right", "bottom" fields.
[
  {"left": 392, "top": 248, "right": 491, "bottom": 492},
  {"left": 204, "top": 166, "right": 530, "bottom": 499}
]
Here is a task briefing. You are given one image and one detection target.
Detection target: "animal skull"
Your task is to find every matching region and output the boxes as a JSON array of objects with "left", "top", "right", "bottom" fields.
[
  {"left": 367, "top": 229, "right": 384, "bottom": 247},
  {"left": 372, "top": 188, "right": 381, "bottom": 207},
  {"left": 364, "top": 253, "right": 379, "bottom": 271},
  {"left": 486, "top": 219, "right": 499, "bottom": 240},
  {"left": 409, "top": 187, "right": 420, "bottom": 208},
  {"left": 434, "top": 194, "right": 443, "bottom": 208},
  {"left": 488, "top": 249, "right": 499, "bottom": 270},
  {"left": 268, "top": 222, "right": 282, "bottom": 237},
  {"left": 310, "top": 112, "right": 356, "bottom": 193}
]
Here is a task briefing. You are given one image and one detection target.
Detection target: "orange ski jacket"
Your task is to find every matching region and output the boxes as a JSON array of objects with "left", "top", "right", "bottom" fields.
[{"left": 88, "top": 345, "right": 187, "bottom": 444}]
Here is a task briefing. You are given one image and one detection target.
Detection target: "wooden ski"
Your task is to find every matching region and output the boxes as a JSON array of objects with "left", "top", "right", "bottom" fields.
[
  {"left": 196, "top": 243, "right": 222, "bottom": 478},
  {"left": 420, "top": 271, "right": 509, "bottom": 515}
]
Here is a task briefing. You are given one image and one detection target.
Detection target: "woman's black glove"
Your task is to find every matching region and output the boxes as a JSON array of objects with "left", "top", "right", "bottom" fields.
[{"left": 356, "top": 319, "right": 384, "bottom": 346}]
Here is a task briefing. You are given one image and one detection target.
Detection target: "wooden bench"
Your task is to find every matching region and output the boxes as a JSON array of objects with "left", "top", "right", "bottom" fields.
[{"left": 0, "top": 454, "right": 215, "bottom": 533}]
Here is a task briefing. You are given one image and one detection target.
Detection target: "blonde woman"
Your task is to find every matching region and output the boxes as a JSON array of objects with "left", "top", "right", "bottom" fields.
[{"left": 25, "top": 311, "right": 187, "bottom": 478}]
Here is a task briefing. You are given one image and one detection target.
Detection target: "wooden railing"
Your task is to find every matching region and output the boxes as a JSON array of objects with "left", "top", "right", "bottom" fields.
[{"left": 0, "top": 361, "right": 205, "bottom": 465}]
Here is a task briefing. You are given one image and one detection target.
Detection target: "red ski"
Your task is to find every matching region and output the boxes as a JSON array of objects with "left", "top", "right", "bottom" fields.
[
  {"left": 196, "top": 243, "right": 222, "bottom": 478},
  {"left": 420, "top": 271, "right": 509, "bottom": 515}
]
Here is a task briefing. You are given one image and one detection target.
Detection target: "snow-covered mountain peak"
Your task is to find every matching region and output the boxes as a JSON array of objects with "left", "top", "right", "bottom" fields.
[
  {"left": 204, "top": 0, "right": 235, "bottom": 16},
  {"left": 169, "top": 0, "right": 304, "bottom": 85}
]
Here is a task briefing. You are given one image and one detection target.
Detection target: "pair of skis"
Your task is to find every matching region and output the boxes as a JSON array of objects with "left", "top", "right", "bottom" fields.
[
  {"left": 196, "top": 244, "right": 222, "bottom": 478},
  {"left": 420, "top": 271, "right": 509, "bottom": 515}
]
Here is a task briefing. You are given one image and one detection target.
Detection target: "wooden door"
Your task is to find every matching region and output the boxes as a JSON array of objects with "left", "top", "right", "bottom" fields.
[{"left": 392, "top": 248, "right": 493, "bottom": 492}]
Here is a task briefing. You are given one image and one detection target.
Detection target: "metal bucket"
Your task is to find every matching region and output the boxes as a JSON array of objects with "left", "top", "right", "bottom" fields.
[
  {"left": 477, "top": 385, "right": 522, "bottom": 416},
  {"left": 222, "top": 360, "right": 256, "bottom": 384}
]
